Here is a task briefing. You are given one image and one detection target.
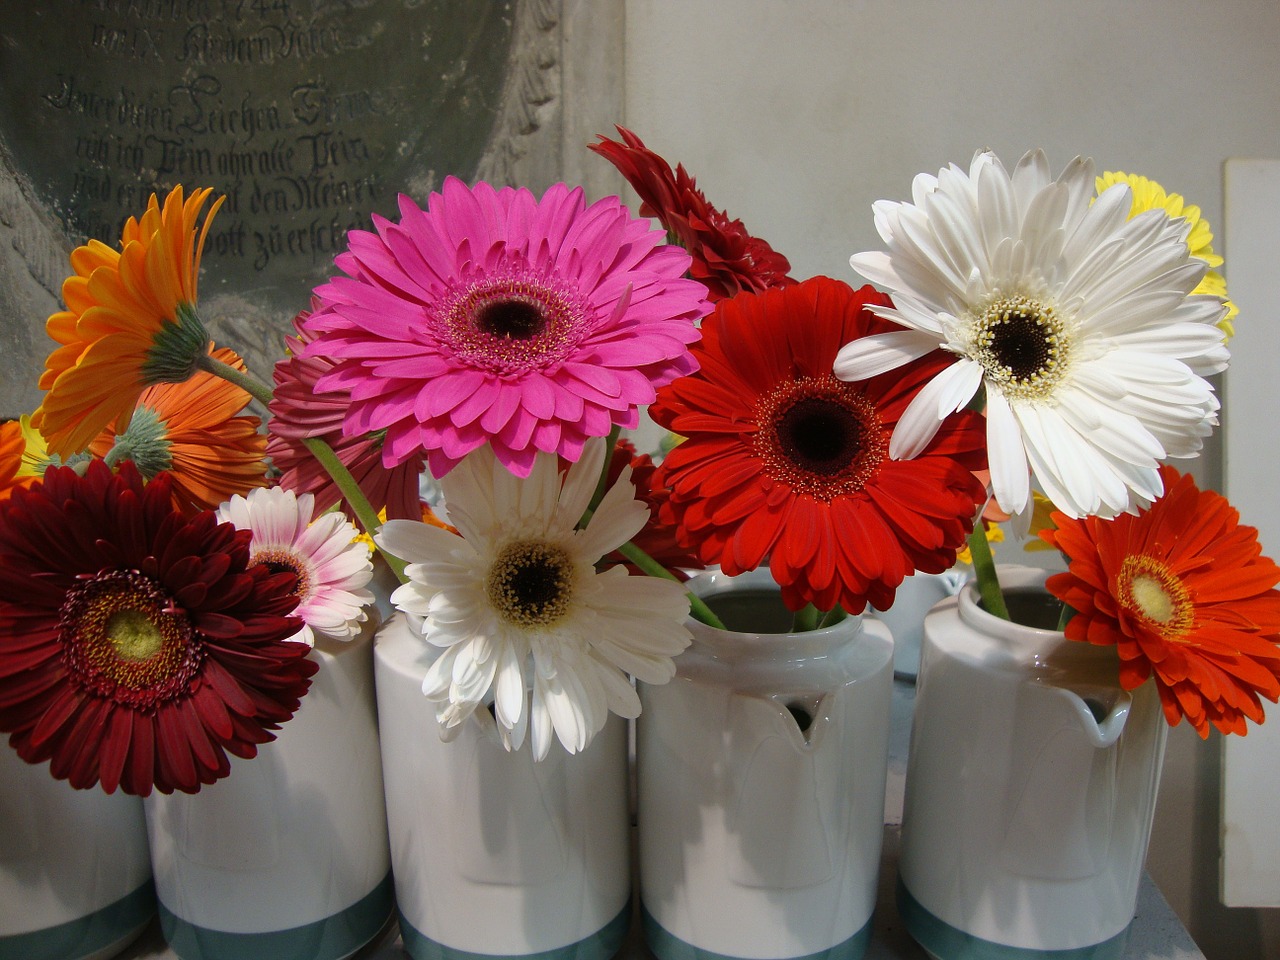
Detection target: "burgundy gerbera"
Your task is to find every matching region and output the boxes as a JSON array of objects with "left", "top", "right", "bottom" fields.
[
  {"left": 0, "top": 461, "right": 316, "bottom": 796},
  {"left": 651, "top": 277, "right": 988, "bottom": 615},
  {"left": 590, "top": 125, "right": 795, "bottom": 301},
  {"left": 268, "top": 307, "right": 425, "bottom": 521}
]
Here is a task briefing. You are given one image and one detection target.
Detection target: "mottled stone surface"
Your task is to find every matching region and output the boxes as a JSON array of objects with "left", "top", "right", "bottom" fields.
[{"left": 0, "top": 0, "right": 623, "bottom": 418}]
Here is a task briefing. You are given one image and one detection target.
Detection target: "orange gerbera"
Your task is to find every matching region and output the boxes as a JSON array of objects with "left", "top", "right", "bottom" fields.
[
  {"left": 33, "top": 186, "right": 224, "bottom": 458},
  {"left": 0, "top": 415, "right": 58, "bottom": 501},
  {"left": 90, "top": 347, "right": 268, "bottom": 514},
  {"left": 1043, "top": 466, "right": 1280, "bottom": 737}
]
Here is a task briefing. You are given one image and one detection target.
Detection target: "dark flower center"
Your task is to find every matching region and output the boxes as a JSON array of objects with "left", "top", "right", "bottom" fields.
[
  {"left": 251, "top": 547, "right": 309, "bottom": 602},
  {"left": 437, "top": 273, "right": 593, "bottom": 376},
  {"left": 476, "top": 298, "right": 546, "bottom": 340},
  {"left": 971, "top": 294, "right": 1069, "bottom": 399},
  {"left": 754, "top": 376, "right": 888, "bottom": 500},
  {"left": 60, "top": 569, "right": 201, "bottom": 708},
  {"left": 486, "top": 540, "right": 574, "bottom": 627}
]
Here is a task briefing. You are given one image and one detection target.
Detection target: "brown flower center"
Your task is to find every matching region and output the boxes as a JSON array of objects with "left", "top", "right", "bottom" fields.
[
  {"left": 753, "top": 375, "right": 887, "bottom": 500},
  {"left": 438, "top": 273, "right": 591, "bottom": 376},
  {"left": 1118, "top": 555, "right": 1193, "bottom": 640},
  {"left": 486, "top": 540, "right": 574, "bottom": 627},
  {"left": 60, "top": 569, "right": 201, "bottom": 708},
  {"left": 970, "top": 294, "right": 1070, "bottom": 400},
  {"left": 251, "top": 547, "right": 310, "bottom": 603}
]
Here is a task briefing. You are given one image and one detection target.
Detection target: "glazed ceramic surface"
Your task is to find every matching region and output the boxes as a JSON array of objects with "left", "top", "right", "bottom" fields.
[
  {"left": 0, "top": 747, "right": 153, "bottom": 960},
  {"left": 638, "top": 568, "right": 895, "bottom": 960},
  {"left": 144, "top": 623, "right": 393, "bottom": 960},
  {"left": 374, "top": 612, "right": 630, "bottom": 960},
  {"left": 899, "top": 566, "right": 1167, "bottom": 959},
  {"left": 870, "top": 570, "right": 966, "bottom": 681}
]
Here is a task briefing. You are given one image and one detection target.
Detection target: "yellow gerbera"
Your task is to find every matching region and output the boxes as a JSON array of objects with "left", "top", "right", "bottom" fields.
[
  {"left": 0, "top": 415, "right": 53, "bottom": 500},
  {"left": 1097, "top": 171, "right": 1237, "bottom": 340},
  {"left": 32, "top": 186, "right": 224, "bottom": 457}
]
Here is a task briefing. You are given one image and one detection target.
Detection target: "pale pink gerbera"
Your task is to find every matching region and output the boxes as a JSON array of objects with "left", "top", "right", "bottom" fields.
[
  {"left": 218, "top": 486, "right": 375, "bottom": 645},
  {"left": 303, "top": 177, "right": 712, "bottom": 479}
]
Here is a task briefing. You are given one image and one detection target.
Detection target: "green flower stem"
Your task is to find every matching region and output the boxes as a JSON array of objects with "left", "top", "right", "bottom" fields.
[
  {"left": 966, "top": 521, "right": 1009, "bottom": 620},
  {"left": 791, "top": 604, "right": 822, "bottom": 633},
  {"left": 588, "top": 425, "right": 622, "bottom": 514},
  {"left": 196, "top": 352, "right": 408, "bottom": 584},
  {"left": 1056, "top": 602, "right": 1075, "bottom": 632},
  {"left": 818, "top": 605, "right": 848, "bottom": 628},
  {"left": 611, "top": 540, "right": 726, "bottom": 630}
]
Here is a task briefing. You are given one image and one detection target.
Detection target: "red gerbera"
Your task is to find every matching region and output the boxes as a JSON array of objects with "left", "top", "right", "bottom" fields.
[
  {"left": 268, "top": 307, "right": 425, "bottom": 522},
  {"left": 1043, "top": 465, "right": 1280, "bottom": 737},
  {"left": 602, "top": 439, "right": 704, "bottom": 579},
  {"left": 650, "top": 276, "right": 988, "bottom": 614},
  {"left": 590, "top": 126, "right": 795, "bottom": 302},
  {"left": 0, "top": 461, "right": 316, "bottom": 796}
]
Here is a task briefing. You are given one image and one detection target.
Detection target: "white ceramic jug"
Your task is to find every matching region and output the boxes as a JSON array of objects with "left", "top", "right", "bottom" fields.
[
  {"left": 898, "top": 566, "right": 1167, "bottom": 959},
  {"left": 638, "top": 569, "right": 895, "bottom": 960},
  {"left": 375, "top": 612, "right": 630, "bottom": 960}
]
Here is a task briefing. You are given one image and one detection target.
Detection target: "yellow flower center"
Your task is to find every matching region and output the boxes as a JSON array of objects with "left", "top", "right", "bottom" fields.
[
  {"left": 106, "top": 608, "right": 166, "bottom": 662},
  {"left": 61, "top": 569, "right": 201, "bottom": 706},
  {"left": 970, "top": 294, "right": 1070, "bottom": 400},
  {"left": 1118, "top": 555, "right": 1193, "bottom": 639},
  {"left": 486, "top": 540, "right": 574, "bottom": 627}
]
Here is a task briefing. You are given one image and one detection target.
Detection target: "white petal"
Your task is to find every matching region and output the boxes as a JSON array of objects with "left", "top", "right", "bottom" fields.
[{"left": 833, "top": 329, "right": 943, "bottom": 381}]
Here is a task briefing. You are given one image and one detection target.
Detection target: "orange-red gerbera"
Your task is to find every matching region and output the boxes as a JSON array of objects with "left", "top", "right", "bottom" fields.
[
  {"left": 601, "top": 439, "right": 704, "bottom": 579},
  {"left": 89, "top": 347, "right": 268, "bottom": 514},
  {"left": 1043, "top": 465, "right": 1280, "bottom": 737},
  {"left": 650, "top": 276, "right": 988, "bottom": 614},
  {"left": 590, "top": 126, "right": 795, "bottom": 301},
  {"left": 33, "top": 186, "right": 224, "bottom": 458}
]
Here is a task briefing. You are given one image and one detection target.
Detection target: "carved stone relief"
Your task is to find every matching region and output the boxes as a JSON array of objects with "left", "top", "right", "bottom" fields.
[{"left": 0, "top": 0, "right": 623, "bottom": 418}]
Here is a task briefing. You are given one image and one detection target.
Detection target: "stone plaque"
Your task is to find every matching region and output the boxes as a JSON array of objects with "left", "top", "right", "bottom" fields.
[
  {"left": 0, "top": 0, "right": 514, "bottom": 309},
  {"left": 0, "top": 0, "right": 626, "bottom": 416}
]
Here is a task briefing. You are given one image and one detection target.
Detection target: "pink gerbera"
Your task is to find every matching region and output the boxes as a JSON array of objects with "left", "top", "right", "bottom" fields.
[{"left": 302, "top": 178, "right": 712, "bottom": 478}]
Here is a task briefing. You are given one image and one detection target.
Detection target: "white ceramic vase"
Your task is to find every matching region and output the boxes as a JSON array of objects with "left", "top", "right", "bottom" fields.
[
  {"left": 144, "top": 623, "right": 394, "bottom": 960},
  {"left": 898, "top": 565, "right": 1167, "bottom": 960},
  {"left": 637, "top": 568, "right": 895, "bottom": 960},
  {"left": 870, "top": 569, "right": 967, "bottom": 681},
  {"left": 374, "top": 612, "right": 631, "bottom": 960},
  {"left": 0, "top": 747, "right": 154, "bottom": 960}
]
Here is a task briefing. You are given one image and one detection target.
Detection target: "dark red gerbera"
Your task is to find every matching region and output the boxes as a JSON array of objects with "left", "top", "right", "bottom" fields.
[
  {"left": 590, "top": 125, "right": 795, "bottom": 301},
  {"left": 650, "top": 276, "right": 988, "bottom": 614},
  {"left": 1044, "top": 466, "right": 1280, "bottom": 737},
  {"left": 268, "top": 306, "right": 425, "bottom": 522},
  {"left": 0, "top": 461, "right": 316, "bottom": 796},
  {"left": 601, "top": 439, "right": 704, "bottom": 579}
]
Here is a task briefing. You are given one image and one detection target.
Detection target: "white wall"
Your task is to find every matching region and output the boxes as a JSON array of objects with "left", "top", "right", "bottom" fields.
[{"left": 621, "top": 3, "right": 1280, "bottom": 958}]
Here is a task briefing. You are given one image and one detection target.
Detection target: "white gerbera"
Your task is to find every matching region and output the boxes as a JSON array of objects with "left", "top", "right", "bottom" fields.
[
  {"left": 833, "top": 149, "right": 1229, "bottom": 519},
  {"left": 218, "top": 486, "right": 375, "bottom": 644},
  {"left": 376, "top": 437, "right": 692, "bottom": 761}
]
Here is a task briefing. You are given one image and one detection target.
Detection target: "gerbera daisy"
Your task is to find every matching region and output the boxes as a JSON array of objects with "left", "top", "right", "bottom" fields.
[
  {"left": 89, "top": 346, "right": 268, "bottom": 514},
  {"left": 834, "top": 150, "right": 1229, "bottom": 520},
  {"left": 218, "top": 486, "right": 375, "bottom": 646},
  {"left": 33, "top": 186, "right": 224, "bottom": 458},
  {"left": 1042, "top": 465, "right": 1280, "bottom": 737},
  {"left": 0, "top": 415, "right": 58, "bottom": 501},
  {"left": 1097, "top": 171, "right": 1238, "bottom": 340},
  {"left": 650, "top": 276, "right": 988, "bottom": 615},
  {"left": 600, "top": 439, "right": 703, "bottom": 579},
  {"left": 303, "top": 177, "right": 711, "bottom": 479},
  {"left": 375, "top": 437, "right": 692, "bottom": 761},
  {"left": 268, "top": 308, "right": 425, "bottom": 522},
  {"left": 0, "top": 461, "right": 315, "bottom": 796},
  {"left": 589, "top": 126, "right": 796, "bottom": 301}
]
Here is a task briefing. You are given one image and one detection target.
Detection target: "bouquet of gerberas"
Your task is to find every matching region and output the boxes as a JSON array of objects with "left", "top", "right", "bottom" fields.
[{"left": 6, "top": 126, "right": 1265, "bottom": 805}]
